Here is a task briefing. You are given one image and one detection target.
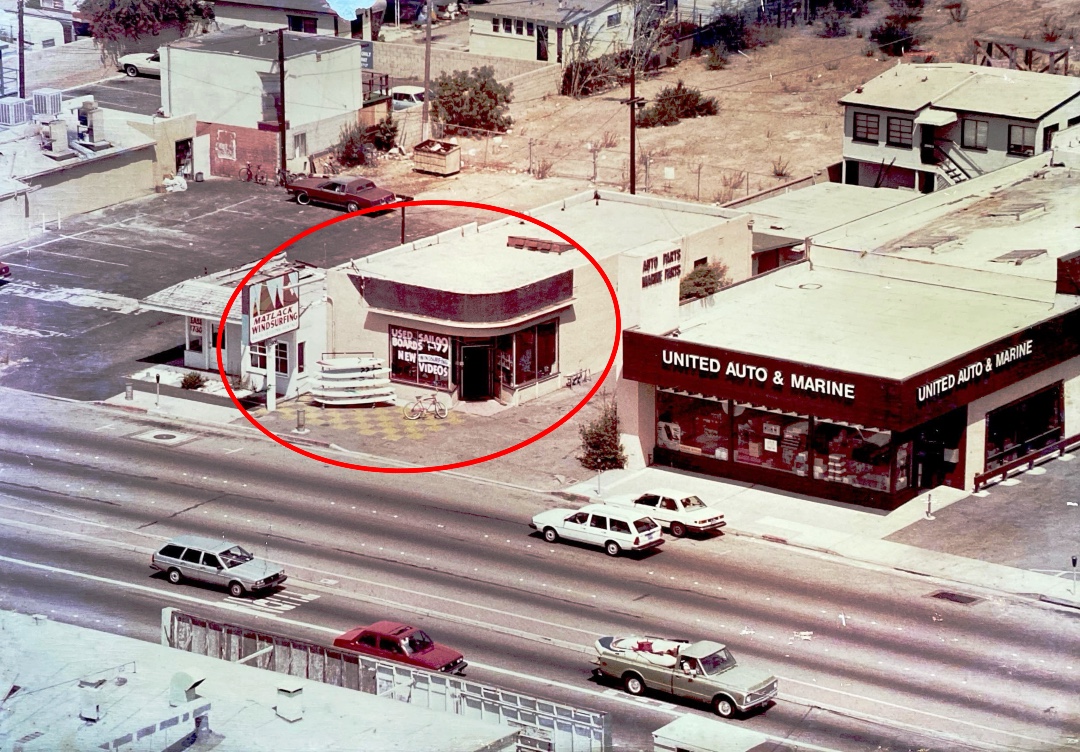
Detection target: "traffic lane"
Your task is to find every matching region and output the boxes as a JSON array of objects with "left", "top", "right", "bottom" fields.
[
  {"left": 67, "top": 75, "right": 162, "bottom": 116},
  {"left": 0, "top": 538, "right": 967, "bottom": 752},
  {"left": 3, "top": 498, "right": 1075, "bottom": 748},
  {"left": 4, "top": 433, "right": 1080, "bottom": 720}
]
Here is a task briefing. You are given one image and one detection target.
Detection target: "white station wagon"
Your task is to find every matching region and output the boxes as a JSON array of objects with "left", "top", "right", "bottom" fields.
[
  {"left": 530, "top": 503, "right": 663, "bottom": 557},
  {"left": 603, "top": 489, "right": 726, "bottom": 538},
  {"left": 151, "top": 535, "right": 286, "bottom": 597}
]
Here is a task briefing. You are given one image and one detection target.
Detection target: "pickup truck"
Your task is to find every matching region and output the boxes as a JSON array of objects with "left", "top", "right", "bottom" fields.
[
  {"left": 602, "top": 489, "right": 725, "bottom": 537},
  {"left": 593, "top": 635, "right": 777, "bottom": 718}
]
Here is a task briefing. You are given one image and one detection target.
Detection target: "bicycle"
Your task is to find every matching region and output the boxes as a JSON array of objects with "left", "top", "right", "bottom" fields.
[
  {"left": 238, "top": 162, "right": 268, "bottom": 185},
  {"left": 276, "top": 168, "right": 305, "bottom": 187},
  {"left": 403, "top": 393, "right": 449, "bottom": 420}
]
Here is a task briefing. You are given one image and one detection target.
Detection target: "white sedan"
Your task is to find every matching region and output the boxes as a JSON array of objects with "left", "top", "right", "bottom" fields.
[
  {"left": 118, "top": 51, "right": 161, "bottom": 78},
  {"left": 602, "top": 490, "right": 725, "bottom": 538}
]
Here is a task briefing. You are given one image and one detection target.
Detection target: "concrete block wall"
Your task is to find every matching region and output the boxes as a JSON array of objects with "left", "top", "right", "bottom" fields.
[{"left": 504, "top": 65, "right": 562, "bottom": 104}]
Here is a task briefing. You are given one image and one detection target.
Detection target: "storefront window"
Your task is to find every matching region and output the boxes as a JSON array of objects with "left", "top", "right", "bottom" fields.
[
  {"left": 656, "top": 392, "right": 730, "bottom": 460},
  {"left": 390, "top": 325, "right": 452, "bottom": 390},
  {"left": 734, "top": 407, "right": 809, "bottom": 476},
  {"left": 250, "top": 342, "right": 267, "bottom": 369},
  {"left": 515, "top": 328, "right": 536, "bottom": 384},
  {"left": 188, "top": 317, "right": 202, "bottom": 352},
  {"left": 811, "top": 422, "right": 892, "bottom": 491},
  {"left": 496, "top": 335, "right": 514, "bottom": 386},
  {"left": 985, "top": 385, "right": 1063, "bottom": 471},
  {"left": 894, "top": 441, "right": 912, "bottom": 492},
  {"left": 502, "top": 321, "right": 559, "bottom": 388},
  {"left": 275, "top": 342, "right": 288, "bottom": 374}
]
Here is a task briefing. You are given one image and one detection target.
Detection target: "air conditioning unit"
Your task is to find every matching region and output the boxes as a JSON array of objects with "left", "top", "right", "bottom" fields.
[
  {"left": 32, "top": 88, "right": 63, "bottom": 116},
  {"left": 0, "top": 98, "right": 31, "bottom": 126}
]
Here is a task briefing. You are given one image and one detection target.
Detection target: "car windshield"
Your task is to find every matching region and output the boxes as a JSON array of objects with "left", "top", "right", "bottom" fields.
[
  {"left": 698, "top": 648, "right": 736, "bottom": 675},
  {"left": 219, "top": 545, "right": 254, "bottom": 568},
  {"left": 682, "top": 495, "right": 706, "bottom": 509},
  {"left": 401, "top": 630, "right": 434, "bottom": 654},
  {"left": 633, "top": 518, "right": 658, "bottom": 533}
]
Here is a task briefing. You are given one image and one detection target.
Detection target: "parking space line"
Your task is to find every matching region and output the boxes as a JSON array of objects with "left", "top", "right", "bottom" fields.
[
  {"left": 13, "top": 247, "right": 129, "bottom": 267},
  {"left": 71, "top": 236, "right": 173, "bottom": 256}
]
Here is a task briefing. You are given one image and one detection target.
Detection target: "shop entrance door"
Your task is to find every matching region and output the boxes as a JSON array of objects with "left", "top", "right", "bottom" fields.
[
  {"left": 460, "top": 345, "right": 493, "bottom": 401},
  {"left": 913, "top": 407, "right": 966, "bottom": 490},
  {"left": 175, "top": 138, "right": 194, "bottom": 177}
]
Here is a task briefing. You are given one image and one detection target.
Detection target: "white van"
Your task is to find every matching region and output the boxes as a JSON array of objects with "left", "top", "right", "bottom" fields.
[{"left": 530, "top": 503, "right": 663, "bottom": 557}]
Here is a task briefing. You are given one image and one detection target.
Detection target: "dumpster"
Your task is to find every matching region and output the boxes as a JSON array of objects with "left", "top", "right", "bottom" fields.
[{"left": 413, "top": 139, "right": 461, "bottom": 176}]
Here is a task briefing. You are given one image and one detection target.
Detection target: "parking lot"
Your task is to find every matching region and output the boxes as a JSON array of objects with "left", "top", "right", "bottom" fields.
[
  {"left": 0, "top": 178, "right": 496, "bottom": 401},
  {"left": 67, "top": 75, "right": 162, "bottom": 116}
]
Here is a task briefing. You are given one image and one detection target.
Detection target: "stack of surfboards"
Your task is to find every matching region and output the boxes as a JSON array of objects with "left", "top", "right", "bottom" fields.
[{"left": 311, "top": 356, "right": 396, "bottom": 406}]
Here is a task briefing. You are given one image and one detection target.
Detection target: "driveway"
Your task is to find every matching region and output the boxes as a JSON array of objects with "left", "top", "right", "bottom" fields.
[
  {"left": 66, "top": 75, "right": 162, "bottom": 116},
  {"left": 0, "top": 178, "right": 477, "bottom": 401}
]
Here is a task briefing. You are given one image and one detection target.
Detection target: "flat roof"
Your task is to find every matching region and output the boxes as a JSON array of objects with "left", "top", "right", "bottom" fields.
[
  {"left": 839, "top": 63, "right": 1080, "bottom": 120},
  {"left": 0, "top": 610, "right": 516, "bottom": 752},
  {"left": 469, "top": 0, "right": 614, "bottom": 24},
  {"left": 745, "top": 183, "right": 915, "bottom": 239},
  {"left": 168, "top": 26, "right": 358, "bottom": 59},
  {"left": 677, "top": 262, "right": 1073, "bottom": 379},
  {"left": 344, "top": 191, "right": 743, "bottom": 294}
]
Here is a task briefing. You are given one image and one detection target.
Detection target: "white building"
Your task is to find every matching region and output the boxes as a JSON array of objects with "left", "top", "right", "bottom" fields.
[{"left": 839, "top": 63, "right": 1080, "bottom": 192}]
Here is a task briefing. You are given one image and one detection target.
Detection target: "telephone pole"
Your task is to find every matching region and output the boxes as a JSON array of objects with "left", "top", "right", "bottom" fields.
[
  {"left": 17, "top": 0, "right": 26, "bottom": 98},
  {"left": 277, "top": 29, "right": 287, "bottom": 173},
  {"left": 621, "top": 64, "right": 644, "bottom": 194},
  {"left": 419, "top": 0, "right": 433, "bottom": 142}
]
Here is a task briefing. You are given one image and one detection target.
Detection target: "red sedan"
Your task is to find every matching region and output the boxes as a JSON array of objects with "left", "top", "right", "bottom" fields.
[
  {"left": 0, "top": 261, "right": 9, "bottom": 279},
  {"left": 286, "top": 176, "right": 396, "bottom": 213},
  {"left": 333, "top": 621, "right": 467, "bottom": 674}
]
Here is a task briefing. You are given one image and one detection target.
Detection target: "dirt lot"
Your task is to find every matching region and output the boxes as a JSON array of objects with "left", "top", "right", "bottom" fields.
[{"left": 370, "top": 0, "right": 1079, "bottom": 204}]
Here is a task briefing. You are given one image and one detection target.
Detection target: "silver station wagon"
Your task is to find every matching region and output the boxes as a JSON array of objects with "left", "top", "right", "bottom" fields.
[{"left": 151, "top": 535, "right": 287, "bottom": 598}]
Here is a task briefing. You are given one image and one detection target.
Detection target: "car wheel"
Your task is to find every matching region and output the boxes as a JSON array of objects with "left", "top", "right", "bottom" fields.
[
  {"left": 623, "top": 673, "right": 645, "bottom": 696},
  {"left": 605, "top": 540, "right": 621, "bottom": 557},
  {"left": 543, "top": 527, "right": 559, "bottom": 543},
  {"left": 124, "top": 65, "right": 139, "bottom": 77},
  {"left": 296, "top": 192, "right": 311, "bottom": 205},
  {"left": 228, "top": 581, "right": 246, "bottom": 598},
  {"left": 167, "top": 568, "right": 183, "bottom": 585},
  {"left": 670, "top": 521, "right": 687, "bottom": 538},
  {"left": 713, "top": 695, "right": 737, "bottom": 718},
  {"left": 345, "top": 201, "right": 360, "bottom": 213}
]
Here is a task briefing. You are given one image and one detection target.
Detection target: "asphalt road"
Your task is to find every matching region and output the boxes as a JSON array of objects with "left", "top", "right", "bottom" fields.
[
  {"left": 0, "top": 179, "right": 493, "bottom": 401},
  {"left": 67, "top": 74, "right": 163, "bottom": 116},
  {"left": 2, "top": 390, "right": 1078, "bottom": 752}
]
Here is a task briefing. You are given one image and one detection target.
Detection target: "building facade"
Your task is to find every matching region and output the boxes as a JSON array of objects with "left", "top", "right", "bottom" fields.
[{"left": 840, "top": 63, "right": 1080, "bottom": 192}]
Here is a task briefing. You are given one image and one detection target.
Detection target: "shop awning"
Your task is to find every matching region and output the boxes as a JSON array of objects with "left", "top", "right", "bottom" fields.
[
  {"left": 140, "top": 280, "right": 242, "bottom": 323},
  {"left": 914, "top": 109, "right": 958, "bottom": 127}
]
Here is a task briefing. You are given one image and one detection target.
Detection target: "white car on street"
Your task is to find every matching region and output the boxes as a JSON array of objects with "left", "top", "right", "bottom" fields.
[
  {"left": 530, "top": 503, "right": 663, "bottom": 557},
  {"left": 602, "top": 490, "right": 725, "bottom": 538},
  {"left": 118, "top": 51, "right": 161, "bottom": 77}
]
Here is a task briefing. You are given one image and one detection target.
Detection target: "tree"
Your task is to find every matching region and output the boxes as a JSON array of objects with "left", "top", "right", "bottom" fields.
[
  {"left": 78, "top": 0, "right": 214, "bottom": 60},
  {"left": 577, "top": 399, "right": 627, "bottom": 474},
  {"left": 431, "top": 66, "right": 513, "bottom": 133},
  {"left": 679, "top": 261, "right": 730, "bottom": 301}
]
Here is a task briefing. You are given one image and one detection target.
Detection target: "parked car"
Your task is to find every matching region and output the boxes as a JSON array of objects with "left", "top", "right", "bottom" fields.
[
  {"left": 333, "top": 621, "right": 467, "bottom": 674},
  {"left": 0, "top": 261, "right": 10, "bottom": 279},
  {"left": 151, "top": 535, "right": 286, "bottom": 598},
  {"left": 285, "top": 176, "right": 396, "bottom": 213},
  {"left": 530, "top": 503, "right": 663, "bottom": 557},
  {"left": 603, "top": 489, "right": 725, "bottom": 538},
  {"left": 593, "top": 635, "right": 778, "bottom": 718},
  {"left": 118, "top": 51, "right": 161, "bottom": 77},
  {"left": 389, "top": 85, "right": 426, "bottom": 111}
]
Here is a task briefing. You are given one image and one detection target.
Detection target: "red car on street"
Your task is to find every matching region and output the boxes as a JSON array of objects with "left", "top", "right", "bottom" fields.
[
  {"left": 286, "top": 175, "right": 396, "bottom": 213},
  {"left": 333, "top": 621, "right": 467, "bottom": 674}
]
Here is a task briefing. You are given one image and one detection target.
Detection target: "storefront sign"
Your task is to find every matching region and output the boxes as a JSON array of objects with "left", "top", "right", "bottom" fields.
[
  {"left": 642, "top": 249, "right": 682, "bottom": 288},
  {"left": 390, "top": 326, "right": 451, "bottom": 389},
  {"left": 661, "top": 349, "right": 857, "bottom": 400},
  {"left": 916, "top": 339, "right": 1034, "bottom": 403},
  {"left": 242, "top": 271, "right": 300, "bottom": 344},
  {"left": 189, "top": 317, "right": 202, "bottom": 336}
]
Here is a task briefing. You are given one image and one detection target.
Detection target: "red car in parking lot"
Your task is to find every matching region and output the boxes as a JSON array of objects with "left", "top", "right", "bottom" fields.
[
  {"left": 0, "top": 261, "right": 10, "bottom": 279},
  {"left": 285, "top": 175, "right": 396, "bottom": 213},
  {"left": 333, "top": 621, "right": 467, "bottom": 674}
]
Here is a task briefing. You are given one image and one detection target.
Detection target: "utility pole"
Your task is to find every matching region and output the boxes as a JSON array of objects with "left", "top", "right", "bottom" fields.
[
  {"left": 419, "top": 0, "right": 433, "bottom": 142},
  {"left": 17, "top": 0, "right": 26, "bottom": 99},
  {"left": 621, "top": 64, "right": 644, "bottom": 194},
  {"left": 277, "top": 29, "right": 287, "bottom": 174}
]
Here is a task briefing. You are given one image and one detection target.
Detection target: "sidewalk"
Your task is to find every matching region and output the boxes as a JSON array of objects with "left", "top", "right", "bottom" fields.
[{"left": 564, "top": 466, "right": 1080, "bottom": 610}]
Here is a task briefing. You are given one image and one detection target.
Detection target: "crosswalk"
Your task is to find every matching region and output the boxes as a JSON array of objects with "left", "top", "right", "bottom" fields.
[{"left": 225, "top": 590, "right": 321, "bottom": 614}]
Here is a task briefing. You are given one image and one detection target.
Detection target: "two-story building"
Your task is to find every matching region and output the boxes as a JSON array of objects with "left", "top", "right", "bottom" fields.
[
  {"left": 160, "top": 26, "right": 388, "bottom": 178},
  {"left": 839, "top": 63, "right": 1080, "bottom": 192},
  {"left": 468, "top": 0, "right": 647, "bottom": 64},
  {"left": 209, "top": 0, "right": 383, "bottom": 39}
]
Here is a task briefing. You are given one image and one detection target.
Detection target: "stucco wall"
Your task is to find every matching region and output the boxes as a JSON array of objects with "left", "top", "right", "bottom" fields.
[
  {"left": 213, "top": 9, "right": 338, "bottom": 35},
  {"left": 127, "top": 113, "right": 198, "bottom": 184}
]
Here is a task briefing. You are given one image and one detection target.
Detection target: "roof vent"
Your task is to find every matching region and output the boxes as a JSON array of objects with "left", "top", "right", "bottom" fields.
[
  {"left": 991, "top": 248, "right": 1046, "bottom": 266},
  {"left": 78, "top": 679, "right": 107, "bottom": 722},
  {"left": 259, "top": 31, "right": 267, "bottom": 45},
  {"left": 169, "top": 670, "right": 205, "bottom": 707},
  {"left": 275, "top": 680, "right": 304, "bottom": 722},
  {"left": 507, "top": 235, "right": 574, "bottom": 254}
]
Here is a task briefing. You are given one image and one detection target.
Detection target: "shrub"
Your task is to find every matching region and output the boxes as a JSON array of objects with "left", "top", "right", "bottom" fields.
[
  {"left": 638, "top": 81, "right": 718, "bottom": 129},
  {"left": 771, "top": 155, "right": 791, "bottom": 177},
  {"left": 371, "top": 115, "right": 398, "bottom": 152},
  {"left": 577, "top": 399, "right": 627, "bottom": 473},
  {"left": 181, "top": 371, "right": 208, "bottom": 390},
  {"left": 870, "top": 18, "right": 917, "bottom": 56},
  {"left": 818, "top": 7, "right": 849, "bottom": 37},
  {"left": 679, "top": 262, "right": 730, "bottom": 301},
  {"left": 704, "top": 46, "right": 728, "bottom": 69},
  {"left": 432, "top": 65, "right": 513, "bottom": 132},
  {"left": 698, "top": 11, "right": 751, "bottom": 53}
]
